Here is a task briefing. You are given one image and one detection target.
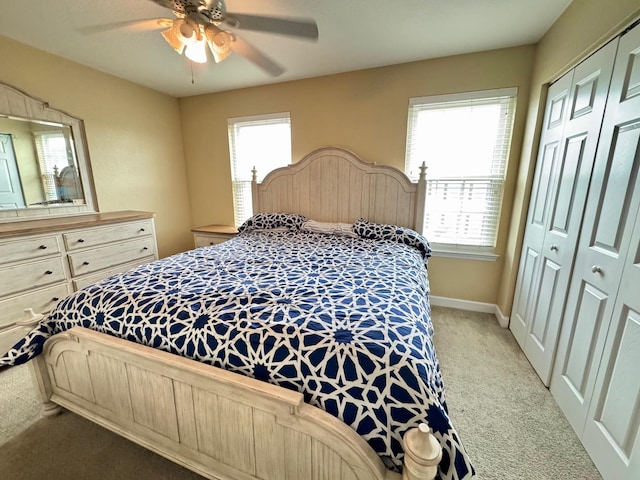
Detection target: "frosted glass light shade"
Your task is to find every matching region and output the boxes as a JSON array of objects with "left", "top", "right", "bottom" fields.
[
  {"left": 161, "top": 22, "right": 184, "bottom": 53},
  {"left": 184, "top": 40, "right": 208, "bottom": 63},
  {"left": 205, "top": 26, "right": 232, "bottom": 63}
]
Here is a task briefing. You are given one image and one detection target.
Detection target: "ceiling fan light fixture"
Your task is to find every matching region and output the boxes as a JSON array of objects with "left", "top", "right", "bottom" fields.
[
  {"left": 176, "top": 19, "right": 197, "bottom": 45},
  {"left": 161, "top": 23, "right": 185, "bottom": 53},
  {"left": 205, "top": 26, "right": 232, "bottom": 63},
  {"left": 184, "top": 39, "right": 208, "bottom": 63}
]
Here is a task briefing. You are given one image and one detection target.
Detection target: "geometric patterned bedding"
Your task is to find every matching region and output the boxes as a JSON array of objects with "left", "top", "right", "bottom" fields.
[{"left": 0, "top": 226, "right": 475, "bottom": 480}]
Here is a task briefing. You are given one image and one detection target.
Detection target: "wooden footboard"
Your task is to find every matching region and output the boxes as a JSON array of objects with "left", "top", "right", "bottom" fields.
[{"left": 28, "top": 327, "right": 441, "bottom": 480}]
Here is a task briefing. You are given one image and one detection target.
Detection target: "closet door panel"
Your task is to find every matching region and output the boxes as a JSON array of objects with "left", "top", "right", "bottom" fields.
[
  {"left": 556, "top": 281, "right": 610, "bottom": 422},
  {"left": 582, "top": 216, "right": 640, "bottom": 480},
  {"left": 551, "top": 26, "right": 640, "bottom": 443},
  {"left": 510, "top": 74, "right": 571, "bottom": 348},
  {"left": 517, "top": 40, "right": 618, "bottom": 385},
  {"left": 582, "top": 28, "right": 640, "bottom": 472}
]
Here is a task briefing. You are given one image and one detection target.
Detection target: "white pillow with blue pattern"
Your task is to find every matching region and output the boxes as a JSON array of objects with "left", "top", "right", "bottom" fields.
[
  {"left": 353, "top": 218, "right": 432, "bottom": 262},
  {"left": 238, "top": 212, "right": 307, "bottom": 233}
]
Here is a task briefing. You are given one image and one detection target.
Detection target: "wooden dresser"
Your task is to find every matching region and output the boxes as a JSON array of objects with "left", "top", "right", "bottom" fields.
[{"left": 0, "top": 211, "right": 158, "bottom": 354}]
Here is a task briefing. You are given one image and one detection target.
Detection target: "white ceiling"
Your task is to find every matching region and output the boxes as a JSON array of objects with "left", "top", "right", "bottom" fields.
[{"left": 0, "top": 0, "right": 572, "bottom": 98}]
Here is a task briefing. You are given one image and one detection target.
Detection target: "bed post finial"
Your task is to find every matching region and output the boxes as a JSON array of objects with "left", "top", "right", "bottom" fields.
[
  {"left": 251, "top": 166, "right": 259, "bottom": 215},
  {"left": 419, "top": 162, "right": 427, "bottom": 182},
  {"left": 414, "top": 163, "right": 427, "bottom": 234},
  {"left": 402, "top": 423, "right": 442, "bottom": 480}
]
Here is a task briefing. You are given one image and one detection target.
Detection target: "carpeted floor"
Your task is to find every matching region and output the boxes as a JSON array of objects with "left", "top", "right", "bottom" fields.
[{"left": 0, "top": 307, "right": 602, "bottom": 479}]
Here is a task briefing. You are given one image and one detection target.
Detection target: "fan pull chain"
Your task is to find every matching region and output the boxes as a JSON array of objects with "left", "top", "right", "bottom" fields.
[{"left": 191, "top": 62, "right": 195, "bottom": 84}]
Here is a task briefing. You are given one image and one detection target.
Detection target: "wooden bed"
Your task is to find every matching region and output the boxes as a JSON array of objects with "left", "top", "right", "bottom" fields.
[{"left": 26, "top": 147, "right": 441, "bottom": 480}]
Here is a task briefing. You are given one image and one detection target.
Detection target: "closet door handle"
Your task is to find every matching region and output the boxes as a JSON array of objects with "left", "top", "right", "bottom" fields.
[
  {"left": 550, "top": 244, "right": 558, "bottom": 252},
  {"left": 591, "top": 265, "right": 602, "bottom": 274}
]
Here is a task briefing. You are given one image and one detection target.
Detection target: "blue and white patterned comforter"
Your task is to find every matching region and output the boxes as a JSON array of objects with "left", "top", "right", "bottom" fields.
[{"left": 1, "top": 228, "right": 474, "bottom": 480}]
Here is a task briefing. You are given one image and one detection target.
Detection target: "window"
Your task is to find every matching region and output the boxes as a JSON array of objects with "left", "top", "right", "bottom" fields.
[
  {"left": 405, "top": 88, "right": 517, "bottom": 249},
  {"left": 227, "top": 113, "right": 292, "bottom": 226},
  {"left": 34, "top": 131, "right": 69, "bottom": 201}
]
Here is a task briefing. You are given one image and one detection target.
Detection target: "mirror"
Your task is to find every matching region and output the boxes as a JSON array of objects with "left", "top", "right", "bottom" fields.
[{"left": 0, "top": 82, "right": 97, "bottom": 222}]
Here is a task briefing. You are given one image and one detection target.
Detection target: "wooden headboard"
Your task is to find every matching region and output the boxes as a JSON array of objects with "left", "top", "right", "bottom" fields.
[{"left": 252, "top": 146, "right": 426, "bottom": 230}]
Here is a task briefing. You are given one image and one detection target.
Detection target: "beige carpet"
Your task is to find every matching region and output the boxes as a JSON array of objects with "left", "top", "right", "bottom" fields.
[{"left": 0, "top": 307, "right": 602, "bottom": 479}]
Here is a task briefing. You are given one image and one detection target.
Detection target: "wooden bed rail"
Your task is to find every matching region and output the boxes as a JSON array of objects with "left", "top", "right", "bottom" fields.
[{"left": 28, "top": 327, "right": 441, "bottom": 480}]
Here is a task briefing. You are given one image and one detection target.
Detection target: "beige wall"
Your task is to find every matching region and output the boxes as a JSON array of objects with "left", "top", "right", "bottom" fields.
[
  {"left": 180, "top": 46, "right": 536, "bottom": 303},
  {"left": 0, "top": 36, "right": 193, "bottom": 258},
  {"left": 497, "top": 0, "right": 640, "bottom": 316}
]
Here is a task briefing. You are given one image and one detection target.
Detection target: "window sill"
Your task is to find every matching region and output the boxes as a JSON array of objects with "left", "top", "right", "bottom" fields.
[{"left": 429, "top": 244, "right": 499, "bottom": 262}]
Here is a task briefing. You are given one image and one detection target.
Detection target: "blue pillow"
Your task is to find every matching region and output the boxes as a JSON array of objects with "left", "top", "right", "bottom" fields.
[
  {"left": 353, "top": 218, "right": 432, "bottom": 262},
  {"left": 238, "top": 212, "right": 307, "bottom": 233}
]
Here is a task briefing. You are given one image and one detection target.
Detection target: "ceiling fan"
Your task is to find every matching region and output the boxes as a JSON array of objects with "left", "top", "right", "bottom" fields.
[{"left": 137, "top": 0, "right": 318, "bottom": 76}]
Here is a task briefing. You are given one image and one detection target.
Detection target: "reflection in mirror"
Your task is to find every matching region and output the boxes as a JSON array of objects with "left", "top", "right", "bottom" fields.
[
  {"left": 0, "top": 82, "right": 97, "bottom": 221},
  {"left": 0, "top": 117, "right": 84, "bottom": 209}
]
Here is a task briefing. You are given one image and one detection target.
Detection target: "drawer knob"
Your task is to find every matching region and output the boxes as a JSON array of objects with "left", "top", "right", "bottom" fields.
[
  {"left": 52, "top": 297, "right": 59, "bottom": 301},
  {"left": 143, "top": 246, "right": 148, "bottom": 251},
  {"left": 139, "top": 228, "right": 146, "bottom": 232},
  {"left": 591, "top": 265, "right": 602, "bottom": 274},
  {"left": 44, "top": 270, "right": 53, "bottom": 275},
  {"left": 77, "top": 238, "right": 85, "bottom": 243},
  {"left": 39, "top": 245, "right": 47, "bottom": 250},
  {"left": 550, "top": 244, "right": 558, "bottom": 252},
  {"left": 83, "top": 261, "right": 90, "bottom": 265}
]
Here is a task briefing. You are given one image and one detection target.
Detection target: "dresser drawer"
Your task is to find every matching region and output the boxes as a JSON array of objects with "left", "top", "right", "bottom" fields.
[
  {"left": 0, "top": 283, "right": 71, "bottom": 329},
  {"left": 64, "top": 220, "right": 153, "bottom": 251},
  {"left": 68, "top": 237, "right": 156, "bottom": 276},
  {"left": 0, "top": 257, "right": 67, "bottom": 297},
  {"left": 73, "top": 256, "right": 155, "bottom": 291},
  {"left": 0, "top": 235, "right": 61, "bottom": 265}
]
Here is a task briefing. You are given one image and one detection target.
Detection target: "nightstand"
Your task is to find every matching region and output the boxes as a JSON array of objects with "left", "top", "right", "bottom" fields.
[{"left": 192, "top": 225, "right": 238, "bottom": 248}]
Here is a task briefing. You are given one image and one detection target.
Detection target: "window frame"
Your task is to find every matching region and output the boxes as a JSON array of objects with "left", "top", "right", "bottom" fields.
[
  {"left": 404, "top": 87, "right": 517, "bottom": 260},
  {"left": 227, "top": 112, "right": 292, "bottom": 227}
]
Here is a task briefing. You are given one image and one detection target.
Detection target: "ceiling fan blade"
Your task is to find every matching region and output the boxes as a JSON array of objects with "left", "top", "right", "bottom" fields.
[
  {"left": 148, "top": 0, "right": 178, "bottom": 10},
  {"left": 78, "top": 18, "right": 172, "bottom": 34},
  {"left": 229, "top": 35, "right": 285, "bottom": 77},
  {"left": 223, "top": 13, "right": 318, "bottom": 40}
]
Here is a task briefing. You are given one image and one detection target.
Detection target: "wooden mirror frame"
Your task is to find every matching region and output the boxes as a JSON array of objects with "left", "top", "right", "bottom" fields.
[{"left": 0, "top": 82, "right": 98, "bottom": 222}]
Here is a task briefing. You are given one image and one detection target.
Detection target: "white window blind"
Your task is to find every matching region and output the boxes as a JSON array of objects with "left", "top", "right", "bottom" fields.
[
  {"left": 405, "top": 88, "right": 517, "bottom": 247},
  {"left": 34, "top": 132, "right": 68, "bottom": 201},
  {"left": 228, "top": 113, "right": 292, "bottom": 226}
]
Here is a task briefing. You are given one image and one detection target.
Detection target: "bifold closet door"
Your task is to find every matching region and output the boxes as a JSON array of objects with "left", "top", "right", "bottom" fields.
[
  {"left": 510, "top": 39, "right": 617, "bottom": 386},
  {"left": 510, "top": 72, "right": 571, "bottom": 352},
  {"left": 582, "top": 207, "right": 640, "bottom": 480},
  {"left": 550, "top": 23, "right": 640, "bottom": 479}
]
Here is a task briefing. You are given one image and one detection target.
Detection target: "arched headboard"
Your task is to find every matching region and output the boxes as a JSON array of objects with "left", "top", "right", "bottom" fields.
[{"left": 252, "top": 147, "right": 426, "bottom": 230}]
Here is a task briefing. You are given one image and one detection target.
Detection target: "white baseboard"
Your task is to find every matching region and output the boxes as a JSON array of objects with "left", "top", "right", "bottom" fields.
[{"left": 431, "top": 295, "right": 510, "bottom": 328}]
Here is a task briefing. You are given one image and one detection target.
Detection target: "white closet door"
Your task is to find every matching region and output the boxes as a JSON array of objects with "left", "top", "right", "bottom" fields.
[
  {"left": 511, "top": 40, "right": 617, "bottom": 385},
  {"left": 551, "top": 24, "right": 640, "bottom": 446},
  {"left": 510, "top": 72, "right": 572, "bottom": 350},
  {"left": 582, "top": 208, "right": 640, "bottom": 480},
  {"left": 579, "top": 24, "right": 640, "bottom": 480}
]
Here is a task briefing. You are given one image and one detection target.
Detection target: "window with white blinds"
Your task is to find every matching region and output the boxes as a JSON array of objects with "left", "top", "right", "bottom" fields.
[
  {"left": 34, "top": 131, "right": 69, "bottom": 201},
  {"left": 227, "top": 113, "right": 292, "bottom": 226},
  {"left": 405, "top": 88, "right": 517, "bottom": 248}
]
